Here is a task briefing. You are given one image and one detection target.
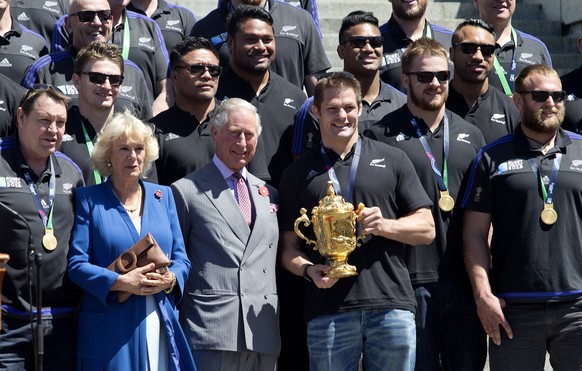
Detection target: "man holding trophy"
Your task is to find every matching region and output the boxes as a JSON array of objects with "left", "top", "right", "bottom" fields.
[{"left": 279, "top": 72, "right": 435, "bottom": 371}]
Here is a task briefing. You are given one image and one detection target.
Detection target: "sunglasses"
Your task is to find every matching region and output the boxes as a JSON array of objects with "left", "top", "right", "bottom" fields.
[
  {"left": 175, "top": 64, "right": 222, "bottom": 78},
  {"left": 453, "top": 42, "right": 497, "bottom": 57},
  {"left": 516, "top": 90, "right": 566, "bottom": 103},
  {"left": 341, "top": 36, "right": 383, "bottom": 49},
  {"left": 81, "top": 71, "right": 124, "bottom": 86},
  {"left": 71, "top": 10, "right": 113, "bottom": 23},
  {"left": 407, "top": 71, "right": 450, "bottom": 83}
]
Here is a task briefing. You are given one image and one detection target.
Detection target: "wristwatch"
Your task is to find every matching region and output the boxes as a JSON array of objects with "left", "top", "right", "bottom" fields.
[{"left": 302, "top": 264, "right": 314, "bottom": 284}]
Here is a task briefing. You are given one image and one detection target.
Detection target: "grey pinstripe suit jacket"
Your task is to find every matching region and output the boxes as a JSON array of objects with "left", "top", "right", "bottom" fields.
[{"left": 172, "top": 162, "right": 281, "bottom": 356}]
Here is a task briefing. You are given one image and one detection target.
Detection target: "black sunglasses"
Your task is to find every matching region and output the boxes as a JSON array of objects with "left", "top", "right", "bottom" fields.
[
  {"left": 453, "top": 42, "right": 497, "bottom": 57},
  {"left": 20, "top": 84, "right": 65, "bottom": 106},
  {"left": 71, "top": 10, "right": 113, "bottom": 23},
  {"left": 81, "top": 71, "right": 124, "bottom": 86},
  {"left": 407, "top": 71, "right": 450, "bottom": 83},
  {"left": 175, "top": 64, "right": 222, "bottom": 78},
  {"left": 516, "top": 90, "right": 566, "bottom": 103},
  {"left": 341, "top": 36, "right": 383, "bottom": 49}
]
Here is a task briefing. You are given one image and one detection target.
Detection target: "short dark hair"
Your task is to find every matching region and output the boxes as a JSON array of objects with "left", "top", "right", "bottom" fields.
[
  {"left": 452, "top": 18, "right": 496, "bottom": 44},
  {"left": 19, "top": 85, "right": 70, "bottom": 116},
  {"left": 401, "top": 38, "right": 448, "bottom": 74},
  {"left": 338, "top": 11, "right": 379, "bottom": 43},
  {"left": 313, "top": 72, "right": 362, "bottom": 109},
  {"left": 226, "top": 5, "right": 273, "bottom": 37},
  {"left": 74, "top": 42, "right": 124, "bottom": 76},
  {"left": 514, "top": 64, "right": 559, "bottom": 93},
  {"left": 170, "top": 36, "right": 219, "bottom": 70}
]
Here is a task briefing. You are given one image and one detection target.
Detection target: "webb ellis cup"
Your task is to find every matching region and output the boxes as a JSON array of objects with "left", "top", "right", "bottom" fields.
[{"left": 294, "top": 181, "right": 365, "bottom": 278}]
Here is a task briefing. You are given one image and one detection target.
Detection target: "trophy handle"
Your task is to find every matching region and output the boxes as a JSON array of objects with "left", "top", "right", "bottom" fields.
[
  {"left": 355, "top": 203, "right": 366, "bottom": 247},
  {"left": 294, "top": 208, "right": 318, "bottom": 250}
]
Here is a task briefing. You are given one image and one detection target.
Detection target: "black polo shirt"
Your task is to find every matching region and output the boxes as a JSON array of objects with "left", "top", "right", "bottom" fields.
[
  {"left": 0, "top": 135, "right": 84, "bottom": 311},
  {"left": 561, "top": 65, "right": 582, "bottom": 100},
  {"left": 0, "top": 73, "right": 26, "bottom": 137},
  {"left": 563, "top": 98, "right": 582, "bottom": 134},
  {"left": 489, "top": 29, "right": 552, "bottom": 95},
  {"left": 10, "top": 0, "right": 68, "bottom": 44},
  {"left": 291, "top": 81, "right": 406, "bottom": 156},
  {"left": 365, "top": 106, "right": 485, "bottom": 284},
  {"left": 51, "top": 10, "right": 170, "bottom": 97},
  {"left": 21, "top": 48, "right": 153, "bottom": 120},
  {"left": 152, "top": 103, "right": 217, "bottom": 186},
  {"left": 127, "top": 0, "right": 197, "bottom": 53},
  {"left": 379, "top": 16, "right": 453, "bottom": 93},
  {"left": 0, "top": 20, "right": 48, "bottom": 84},
  {"left": 279, "top": 136, "right": 432, "bottom": 321},
  {"left": 190, "top": 0, "right": 330, "bottom": 90},
  {"left": 217, "top": 66, "right": 306, "bottom": 187},
  {"left": 461, "top": 127, "right": 582, "bottom": 302},
  {"left": 446, "top": 84, "right": 519, "bottom": 144}
]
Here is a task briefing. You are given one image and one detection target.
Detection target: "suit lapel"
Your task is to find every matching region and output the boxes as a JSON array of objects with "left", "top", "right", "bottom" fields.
[
  {"left": 196, "top": 163, "right": 250, "bottom": 244},
  {"left": 242, "top": 173, "right": 269, "bottom": 263}
]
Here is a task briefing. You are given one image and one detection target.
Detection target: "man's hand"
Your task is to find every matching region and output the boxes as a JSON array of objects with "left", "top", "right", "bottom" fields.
[
  {"left": 306, "top": 264, "right": 338, "bottom": 289},
  {"left": 475, "top": 292, "right": 513, "bottom": 345}
]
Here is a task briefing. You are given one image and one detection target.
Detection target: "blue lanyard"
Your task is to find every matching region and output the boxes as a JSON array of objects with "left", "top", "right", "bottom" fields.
[
  {"left": 528, "top": 153, "right": 562, "bottom": 205},
  {"left": 492, "top": 27, "right": 518, "bottom": 96},
  {"left": 319, "top": 137, "right": 362, "bottom": 204},
  {"left": 23, "top": 158, "right": 56, "bottom": 230},
  {"left": 408, "top": 112, "right": 449, "bottom": 192}
]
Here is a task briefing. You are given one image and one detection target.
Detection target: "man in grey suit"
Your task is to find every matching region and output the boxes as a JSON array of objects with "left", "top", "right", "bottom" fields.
[{"left": 172, "top": 98, "right": 280, "bottom": 371}]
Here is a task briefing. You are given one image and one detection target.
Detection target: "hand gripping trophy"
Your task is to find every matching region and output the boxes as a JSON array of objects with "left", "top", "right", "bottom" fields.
[{"left": 294, "top": 181, "right": 365, "bottom": 278}]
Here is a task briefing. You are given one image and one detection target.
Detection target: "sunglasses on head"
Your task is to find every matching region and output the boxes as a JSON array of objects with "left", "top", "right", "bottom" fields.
[
  {"left": 453, "top": 42, "right": 497, "bottom": 57},
  {"left": 71, "top": 10, "right": 113, "bottom": 23},
  {"left": 407, "top": 71, "right": 450, "bottom": 83},
  {"left": 20, "top": 84, "right": 65, "bottom": 106},
  {"left": 175, "top": 64, "right": 222, "bottom": 78},
  {"left": 341, "top": 36, "right": 383, "bottom": 49},
  {"left": 516, "top": 90, "right": 566, "bottom": 103},
  {"left": 81, "top": 71, "right": 124, "bottom": 86}
]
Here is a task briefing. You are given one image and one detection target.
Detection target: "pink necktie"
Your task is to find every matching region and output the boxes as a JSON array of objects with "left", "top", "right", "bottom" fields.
[{"left": 232, "top": 172, "right": 252, "bottom": 226}]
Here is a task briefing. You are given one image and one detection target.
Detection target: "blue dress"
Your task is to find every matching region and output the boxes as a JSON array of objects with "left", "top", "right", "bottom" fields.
[{"left": 68, "top": 179, "right": 197, "bottom": 371}]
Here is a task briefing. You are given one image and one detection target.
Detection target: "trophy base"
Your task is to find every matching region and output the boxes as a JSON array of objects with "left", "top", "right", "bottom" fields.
[{"left": 326, "top": 262, "right": 358, "bottom": 278}]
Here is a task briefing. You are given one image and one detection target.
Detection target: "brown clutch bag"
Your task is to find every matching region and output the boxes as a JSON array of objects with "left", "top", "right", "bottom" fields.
[{"left": 107, "top": 233, "right": 171, "bottom": 303}]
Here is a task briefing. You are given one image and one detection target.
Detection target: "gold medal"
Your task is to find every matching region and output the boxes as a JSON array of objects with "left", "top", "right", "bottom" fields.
[
  {"left": 42, "top": 229, "right": 58, "bottom": 251},
  {"left": 540, "top": 203, "right": 558, "bottom": 225},
  {"left": 438, "top": 190, "right": 455, "bottom": 212}
]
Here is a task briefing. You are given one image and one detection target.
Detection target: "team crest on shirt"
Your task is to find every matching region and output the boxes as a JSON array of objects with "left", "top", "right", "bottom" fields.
[
  {"left": 491, "top": 114, "right": 506, "bottom": 125},
  {"left": 165, "top": 20, "right": 181, "bottom": 31},
  {"left": 138, "top": 37, "right": 155, "bottom": 51},
  {"left": 120, "top": 86, "right": 135, "bottom": 100},
  {"left": 0, "top": 100, "right": 6, "bottom": 112},
  {"left": 519, "top": 53, "right": 534, "bottom": 64},
  {"left": 61, "top": 134, "right": 74, "bottom": 142},
  {"left": 395, "top": 132, "right": 410, "bottom": 142},
  {"left": 306, "top": 169, "right": 320, "bottom": 180},
  {"left": 497, "top": 159, "right": 524, "bottom": 173},
  {"left": 456, "top": 133, "right": 471, "bottom": 144},
  {"left": 570, "top": 160, "right": 582, "bottom": 171},
  {"left": 283, "top": 98, "right": 296, "bottom": 109},
  {"left": 20, "top": 45, "right": 35, "bottom": 58},
  {"left": 369, "top": 158, "right": 386, "bottom": 168},
  {"left": 63, "top": 183, "right": 74, "bottom": 194},
  {"left": 0, "top": 177, "right": 23, "bottom": 188},
  {"left": 43, "top": 1, "right": 60, "bottom": 13},
  {"left": 165, "top": 133, "right": 180, "bottom": 142},
  {"left": 280, "top": 25, "right": 299, "bottom": 38}
]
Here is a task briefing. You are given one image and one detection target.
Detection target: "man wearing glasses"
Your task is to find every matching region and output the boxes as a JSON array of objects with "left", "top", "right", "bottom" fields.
[
  {"left": 22, "top": 0, "right": 153, "bottom": 121},
  {"left": 365, "top": 38, "right": 487, "bottom": 371},
  {"left": 462, "top": 64, "right": 582, "bottom": 370},
  {"left": 0, "top": 84, "right": 84, "bottom": 370},
  {"left": 447, "top": 18, "right": 519, "bottom": 144},
  {"left": 291, "top": 11, "right": 406, "bottom": 158}
]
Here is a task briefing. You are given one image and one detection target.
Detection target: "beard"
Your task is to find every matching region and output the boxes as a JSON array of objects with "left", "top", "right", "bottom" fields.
[
  {"left": 408, "top": 83, "right": 448, "bottom": 112},
  {"left": 392, "top": 0, "right": 428, "bottom": 21},
  {"left": 521, "top": 105, "right": 564, "bottom": 134}
]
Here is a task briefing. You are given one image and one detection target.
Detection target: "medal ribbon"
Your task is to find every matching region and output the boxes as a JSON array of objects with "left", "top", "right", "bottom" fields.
[
  {"left": 76, "top": 110, "right": 102, "bottom": 184},
  {"left": 527, "top": 153, "right": 562, "bottom": 205},
  {"left": 408, "top": 112, "right": 450, "bottom": 192},
  {"left": 492, "top": 27, "right": 518, "bottom": 96},
  {"left": 23, "top": 158, "right": 56, "bottom": 232},
  {"left": 320, "top": 137, "right": 362, "bottom": 204}
]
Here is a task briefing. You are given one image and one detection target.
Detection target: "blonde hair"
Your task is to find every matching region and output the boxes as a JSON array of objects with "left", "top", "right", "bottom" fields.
[{"left": 92, "top": 111, "right": 159, "bottom": 177}]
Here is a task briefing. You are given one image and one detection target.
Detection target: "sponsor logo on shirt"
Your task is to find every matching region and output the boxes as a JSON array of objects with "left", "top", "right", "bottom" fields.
[
  {"left": 280, "top": 25, "right": 299, "bottom": 38},
  {"left": 63, "top": 183, "right": 74, "bottom": 194},
  {"left": 20, "top": 45, "right": 36, "bottom": 58},
  {"left": 138, "top": 37, "right": 155, "bottom": 51},
  {"left": 61, "top": 134, "right": 74, "bottom": 142},
  {"left": 570, "top": 159, "right": 582, "bottom": 171},
  {"left": 0, "top": 58, "right": 12, "bottom": 68},
  {"left": 43, "top": 1, "right": 61, "bottom": 13},
  {"left": 306, "top": 169, "right": 319, "bottom": 180},
  {"left": 369, "top": 158, "right": 386, "bottom": 168},
  {"left": 457, "top": 133, "right": 471, "bottom": 144},
  {"left": 395, "top": 132, "right": 410, "bottom": 142},
  {"left": 0, "top": 177, "right": 23, "bottom": 188},
  {"left": 165, "top": 19, "right": 182, "bottom": 31},
  {"left": 491, "top": 113, "right": 506, "bottom": 125},
  {"left": 283, "top": 98, "right": 296, "bottom": 109},
  {"left": 57, "top": 84, "right": 78, "bottom": 95},
  {"left": 383, "top": 52, "right": 401, "bottom": 66},
  {"left": 120, "top": 86, "right": 136, "bottom": 100},
  {"left": 165, "top": 133, "right": 180, "bottom": 142},
  {"left": 497, "top": 159, "right": 524, "bottom": 173},
  {"left": 17, "top": 12, "right": 30, "bottom": 22}
]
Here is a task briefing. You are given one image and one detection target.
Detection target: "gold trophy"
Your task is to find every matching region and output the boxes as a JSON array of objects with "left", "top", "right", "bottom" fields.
[{"left": 294, "top": 181, "right": 365, "bottom": 278}]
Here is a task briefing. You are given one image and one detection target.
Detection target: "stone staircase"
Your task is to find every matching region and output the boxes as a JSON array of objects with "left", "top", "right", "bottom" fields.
[{"left": 176, "top": 0, "right": 582, "bottom": 76}]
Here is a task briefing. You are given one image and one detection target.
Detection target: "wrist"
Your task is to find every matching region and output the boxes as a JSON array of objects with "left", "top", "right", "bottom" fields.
[
  {"left": 302, "top": 263, "right": 314, "bottom": 284},
  {"left": 164, "top": 272, "right": 176, "bottom": 294}
]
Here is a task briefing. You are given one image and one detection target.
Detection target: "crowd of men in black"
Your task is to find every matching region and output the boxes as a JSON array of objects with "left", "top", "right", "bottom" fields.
[{"left": 1, "top": 0, "right": 582, "bottom": 370}]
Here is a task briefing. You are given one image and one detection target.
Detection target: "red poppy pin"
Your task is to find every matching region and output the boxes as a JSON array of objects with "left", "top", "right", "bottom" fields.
[
  {"left": 258, "top": 186, "right": 269, "bottom": 197},
  {"left": 155, "top": 190, "right": 163, "bottom": 200}
]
